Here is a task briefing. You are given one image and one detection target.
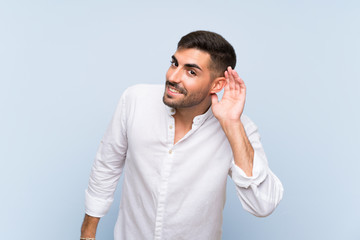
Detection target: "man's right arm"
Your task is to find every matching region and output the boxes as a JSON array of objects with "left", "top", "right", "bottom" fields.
[
  {"left": 81, "top": 89, "right": 130, "bottom": 238},
  {"left": 80, "top": 214, "right": 100, "bottom": 238}
]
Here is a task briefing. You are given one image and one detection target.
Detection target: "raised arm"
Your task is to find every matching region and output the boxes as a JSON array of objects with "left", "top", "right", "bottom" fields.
[
  {"left": 211, "top": 67, "right": 283, "bottom": 216},
  {"left": 211, "top": 67, "right": 253, "bottom": 176}
]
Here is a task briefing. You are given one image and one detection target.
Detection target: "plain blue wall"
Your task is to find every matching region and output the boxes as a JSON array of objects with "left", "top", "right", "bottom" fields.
[{"left": 1, "top": 0, "right": 359, "bottom": 239}]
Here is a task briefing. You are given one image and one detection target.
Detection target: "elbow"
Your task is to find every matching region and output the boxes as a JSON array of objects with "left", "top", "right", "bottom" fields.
[
  {"left": 251, "top": 202, "right": 277, "bottom": 217},
  {"left": 246, "top": 185, "right": 284, "bottom": 218},
  {"left": 242, "top": 197, "right": 282, "bottom": 218}
]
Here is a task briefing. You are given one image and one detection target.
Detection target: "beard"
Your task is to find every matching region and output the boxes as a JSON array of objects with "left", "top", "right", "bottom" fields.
[{"left": 162, "top": 81, "right": 210, "bottom": 109}]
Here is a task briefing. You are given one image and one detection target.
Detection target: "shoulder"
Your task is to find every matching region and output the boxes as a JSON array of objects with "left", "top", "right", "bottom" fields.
[
  {"left": 119, "top": 84, "right": 164, "bottom": 110},
  {"left": 122, "top": 84, "right": 164, "bottom": 100},
  {"left": 124, "top": 84, "right": 163, "bottom": 95}
]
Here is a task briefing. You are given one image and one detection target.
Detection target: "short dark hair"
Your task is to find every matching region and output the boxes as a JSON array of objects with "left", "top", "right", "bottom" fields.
[{"left": 177, "top": 30, "right": 236, "bottom": 79}]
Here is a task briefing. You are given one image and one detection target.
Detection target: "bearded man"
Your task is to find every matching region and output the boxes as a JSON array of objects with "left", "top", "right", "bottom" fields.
[{"left": 80, "top": 30, "right": 283, "bottom": 240}]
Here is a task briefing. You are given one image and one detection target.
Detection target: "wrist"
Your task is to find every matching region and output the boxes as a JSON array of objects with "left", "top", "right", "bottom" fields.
[
  {"left": 219, "top": 119, "right": 243, "bottom": 136},
  {"left": 81, "top": 214, "right": 99, "bottom": 239},
  {"left": 81, "top": 227, "right": 96, "bottom": 238}
]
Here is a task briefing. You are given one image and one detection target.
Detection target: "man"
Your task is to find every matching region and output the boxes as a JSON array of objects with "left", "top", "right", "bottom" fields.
[{"left": 81, "top": 30, "right": 283, "bottom": 240}]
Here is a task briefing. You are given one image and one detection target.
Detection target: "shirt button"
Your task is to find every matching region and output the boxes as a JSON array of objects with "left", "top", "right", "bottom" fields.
[
  {"left": 169, "top": 125, "right": 173, "bottom": 129},
  {"left": 169, "top": 150, "right": 173, "bottom": 154}
]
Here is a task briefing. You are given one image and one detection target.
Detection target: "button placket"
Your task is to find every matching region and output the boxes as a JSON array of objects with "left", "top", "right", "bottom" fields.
[
  {"left": 167, "top": 115, "right": 175, "bottom": 145},
  {"left": 154, "top": 115, "right": 175, "bottom": 239},
  {"left": 154, "top": 148, "right": 174, "bottom": 240}
]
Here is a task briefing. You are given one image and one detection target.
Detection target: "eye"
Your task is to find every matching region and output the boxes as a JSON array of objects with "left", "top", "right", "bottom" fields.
[
  {"left": 188, "top": 70, "right": 197, "bottom": 76},
  {"left": 170, "top": 60, "right": 178, "bottom": 67}
]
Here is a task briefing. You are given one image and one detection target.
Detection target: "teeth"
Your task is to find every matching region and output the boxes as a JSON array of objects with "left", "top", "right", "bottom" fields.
[{"left": 169, "top": 86, "right": 180, "bottom": 93}]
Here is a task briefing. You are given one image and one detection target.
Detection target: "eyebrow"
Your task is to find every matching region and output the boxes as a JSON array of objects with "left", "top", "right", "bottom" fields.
[{"left": 172, "top": 55, "right": 203, "bottom": 71}]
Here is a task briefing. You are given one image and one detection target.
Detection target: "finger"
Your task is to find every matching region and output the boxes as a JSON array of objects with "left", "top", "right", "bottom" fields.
[
  {"left": 231, "top": 69, "right": 240, "bottom": 92},
  {"left": 238, "top": 76, "right": 246, "bottom": 94},
  {"left": 224, "top": 70, "right": 230, "bottom": 92},
  {"left": 227, "top": 66, "right": 235, "bottom": 90},
  {"left": 232, "top": 70, "right": 246, "bottom": 94},
  {"left": 232, "top": 70, "right": 243, "bottom": 85}
]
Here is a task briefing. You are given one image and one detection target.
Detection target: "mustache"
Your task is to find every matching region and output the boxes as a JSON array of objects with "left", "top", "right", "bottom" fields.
[{"left": 166, "top": 81, "right": 187, "bottom": 95}]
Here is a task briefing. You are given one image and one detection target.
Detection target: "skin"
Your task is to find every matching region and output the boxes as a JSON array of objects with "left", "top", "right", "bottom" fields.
[
  {"left": 80, "top": 214, "right": 99, "bottom": 238},
  {"left": 81, "top": 48, "right": 254, "bottom": 239},
  {"left": 163, "top": 48, "right": 254, "bottom": 176},
  {"left": 163, "top": 48, "right": 223, "bottom": 143},
  {"left": 211, "top": 66, "right": 254, "bottom": 177}
]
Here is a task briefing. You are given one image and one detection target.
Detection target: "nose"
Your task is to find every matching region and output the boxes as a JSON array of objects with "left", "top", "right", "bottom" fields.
[{"left": 167, "top": 67, "right": 182, "bottom": 83}]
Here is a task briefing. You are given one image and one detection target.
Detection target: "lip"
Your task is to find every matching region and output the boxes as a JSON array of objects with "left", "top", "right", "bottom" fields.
[{"left": 167, "top": 85, "right": 183, "bottom": 96}]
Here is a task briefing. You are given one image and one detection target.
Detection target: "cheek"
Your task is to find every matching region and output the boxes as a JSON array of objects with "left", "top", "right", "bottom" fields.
[
  {"left": 188, "top": 78, "right": 210, "bottom": 91},
  {"left": 165, "top": 69, "right": 171, "bottom": 79}
]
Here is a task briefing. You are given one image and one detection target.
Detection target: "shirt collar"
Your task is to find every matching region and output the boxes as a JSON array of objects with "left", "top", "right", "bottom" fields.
[
  {"left": 165, "top": 105, "right": 176, "bottom": 116},
  {"left": 192, "top": 106, "right": 213, "bottom": 126},
  {"left": 164, "top": 105, "right": 213, "bottom": 126}
]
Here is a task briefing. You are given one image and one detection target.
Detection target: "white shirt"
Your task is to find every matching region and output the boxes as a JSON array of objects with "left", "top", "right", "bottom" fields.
[{"left": 85, "top": 84, "right": 283, "bottom": 240}]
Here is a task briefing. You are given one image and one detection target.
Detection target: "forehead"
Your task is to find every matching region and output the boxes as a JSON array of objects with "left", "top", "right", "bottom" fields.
[{"left": 174, "top": 48, "right": 211, "bottom": 69}]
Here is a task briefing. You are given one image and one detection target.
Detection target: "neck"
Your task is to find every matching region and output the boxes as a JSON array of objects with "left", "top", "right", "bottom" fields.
[{"left": 174, "top": 98, "right": 211, "bottom": 126}]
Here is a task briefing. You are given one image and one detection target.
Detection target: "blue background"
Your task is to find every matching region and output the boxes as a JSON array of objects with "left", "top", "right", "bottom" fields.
[{"left": 1, "top": 0, "right": 359, "bottom": 239}]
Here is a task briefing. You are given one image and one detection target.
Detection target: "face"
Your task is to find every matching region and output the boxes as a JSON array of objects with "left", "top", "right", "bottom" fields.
[{"left": 163, "top": 48, "right": 214, "bottom": 110}]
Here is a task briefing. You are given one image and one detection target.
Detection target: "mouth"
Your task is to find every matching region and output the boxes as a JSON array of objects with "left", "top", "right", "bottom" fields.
[
  {"left": 166, "top": 82, "right": 186, "bottom": 96},
  {"left": 168, "top": 85, "right": 182, "bottom": 94}
]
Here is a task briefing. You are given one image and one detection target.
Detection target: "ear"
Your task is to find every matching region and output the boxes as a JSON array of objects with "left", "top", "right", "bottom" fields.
[{"left": 210, "top": 77, "right": 226, "bottom": 94}]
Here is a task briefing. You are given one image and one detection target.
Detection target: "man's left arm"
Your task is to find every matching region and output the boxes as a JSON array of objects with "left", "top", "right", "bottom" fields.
[{"left": 211, "top": 67, "right": 283, "bottom": 217}]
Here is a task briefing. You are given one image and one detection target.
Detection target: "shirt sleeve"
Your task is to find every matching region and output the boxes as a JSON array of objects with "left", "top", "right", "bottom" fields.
[
  {"left": 85, "top": 89, "right": 129, "bottom": 218},
  {"left": 228, "top": 115, "right": 284, "bottom": 217}
]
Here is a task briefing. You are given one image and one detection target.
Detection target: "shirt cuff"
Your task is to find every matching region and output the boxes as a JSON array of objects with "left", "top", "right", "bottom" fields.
[
  {"left": 85, "top": 189, "right": 113, "bottom": 218},
  {"left": 230, "top": 150, "right": 268, "bottom": 188}
]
